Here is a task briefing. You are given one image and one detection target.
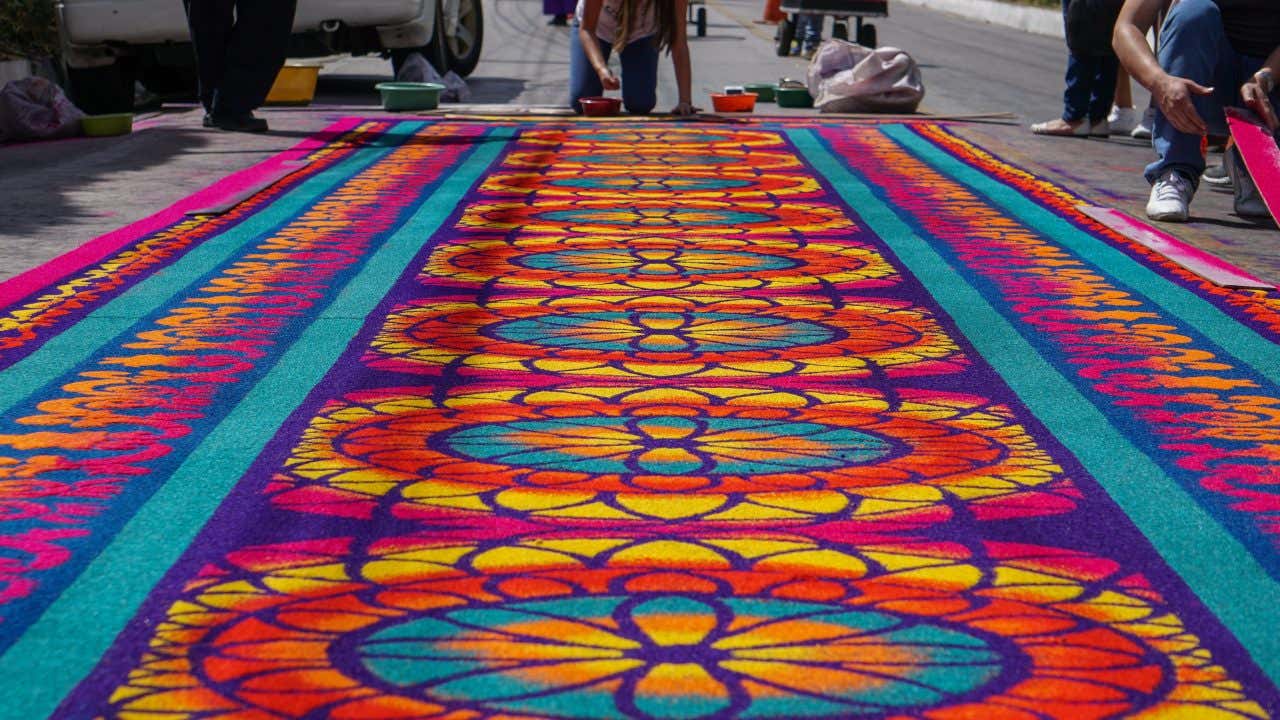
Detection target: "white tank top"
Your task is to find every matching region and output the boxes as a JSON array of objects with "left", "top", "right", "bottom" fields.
[{"left": 575, "top": 0, "right": 658, "bottom": 45}]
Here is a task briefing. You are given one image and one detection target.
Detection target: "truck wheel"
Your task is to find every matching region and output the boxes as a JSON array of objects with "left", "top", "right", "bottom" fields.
[
  {"left": 67, "top": 59, "right": 136, "bottom": 114},
  {"left": 443, "top": 0, "right": 484, "bottom": 78},
  {"left": 696, "top": 7, "right": 707, "bottom": 37},
  {"left": 139, "top": 48, "right": 198, "bottom": 101},
  {"left": 776, "top": 17, "right": 794, "bottom": 57},
  {"left": 832, "top": 21, "right": 848, "bottom": 41},
  {"left": 857, "top": 22, "right": 877, "bottom": 47}
]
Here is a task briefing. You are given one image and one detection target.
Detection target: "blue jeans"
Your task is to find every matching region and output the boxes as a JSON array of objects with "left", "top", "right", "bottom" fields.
[
  {"left": 799, "top": 14, "right": 822, "bottom": 50},
  {"left": 568, "top": 28, "right": 659, "bottom": 114},
  {"left": 1061, "top": 0, "right": 1118, "bottom": 123},
  {"left": 1145, "top": 0, "right": 1280, "bottom": 186}
]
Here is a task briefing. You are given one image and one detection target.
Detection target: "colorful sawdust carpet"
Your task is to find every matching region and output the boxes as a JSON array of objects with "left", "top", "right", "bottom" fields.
[{"left": 1, "top": 118, "right": 1279, "bottom": 719}]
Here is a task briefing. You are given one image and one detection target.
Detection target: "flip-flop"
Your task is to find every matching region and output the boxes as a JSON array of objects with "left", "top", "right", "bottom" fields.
[{"left": 1031, "top": 120, "right": 1089, "bottom": 137}]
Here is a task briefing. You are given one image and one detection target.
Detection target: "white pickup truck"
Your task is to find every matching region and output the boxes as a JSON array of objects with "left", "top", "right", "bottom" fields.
[{"left": 56, "top": 0, "right": 483, "bottom": 113}]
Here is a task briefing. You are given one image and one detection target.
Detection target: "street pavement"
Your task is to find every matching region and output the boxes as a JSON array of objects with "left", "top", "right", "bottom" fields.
[{"left": 1, "top": 0, "right": 1276, "bottom": 285}]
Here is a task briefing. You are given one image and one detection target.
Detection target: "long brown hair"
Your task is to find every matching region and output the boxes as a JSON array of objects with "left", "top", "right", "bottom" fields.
[{"left": 613, "top": 0, "right": 679, "bottom": 54}]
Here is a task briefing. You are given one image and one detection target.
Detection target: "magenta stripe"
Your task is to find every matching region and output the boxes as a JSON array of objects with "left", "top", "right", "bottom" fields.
[{"left": 0, "top": 116, "right": 365, "bottom": 311}]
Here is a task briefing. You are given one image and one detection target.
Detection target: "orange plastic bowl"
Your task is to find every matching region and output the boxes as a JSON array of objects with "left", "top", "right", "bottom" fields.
[
  {"left": 579, "top": 96, "right": 622, "bottom": 116},
  {"left": 710, "top": 92, "right": 757, "bottom": 113}
]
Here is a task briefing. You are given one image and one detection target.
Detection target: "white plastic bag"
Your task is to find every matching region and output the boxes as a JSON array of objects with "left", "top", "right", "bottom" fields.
[
  {"left": 396, "top": 52, "right": 443, "bottom": 84},
  {"left": 0, "top": 77, "right": 86, "bottom": 142},
  {"left": 806, "top": 39, "right": 924, "bottom": 114},
  {"left": 441, "top": 71, "right": 471, "bottom": 103},
  {"left": 395, "top": 53, "right": 470, "bottom": 102}
]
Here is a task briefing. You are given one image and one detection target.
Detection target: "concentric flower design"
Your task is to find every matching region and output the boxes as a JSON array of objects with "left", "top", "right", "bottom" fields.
[
  {"left": 515, "top": 249, "right": 800, "bottom": 277},
  {"left": 443, "top": 414, "right": 894, "bottom": 476},
  {"left": 459, "top": 200, "right": 851, "bottom": 236},
  {"left": 354, "top": 595, "right": 1004, "bottom": 719},
  {"left": 489, "top": 312, "right": 839, "bottom": 354},
  {"left": 423, "top": 237, "right": 896, "bottom": 293}
]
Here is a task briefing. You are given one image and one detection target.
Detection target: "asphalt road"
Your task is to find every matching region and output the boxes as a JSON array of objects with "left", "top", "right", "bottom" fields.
[{"left": 1, "top": 0, "right": 1274, "bottom": 286}]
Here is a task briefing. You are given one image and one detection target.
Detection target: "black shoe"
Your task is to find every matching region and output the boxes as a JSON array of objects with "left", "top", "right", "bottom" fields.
[
  {"left": 202, "top": 113, "right": 214, "bottom": 128},
  {"left": 548, "top": 14, "right": 568, "bottom": 25},
  {"left": 208, "top": 113, "right": 269, "bottom": 133}
]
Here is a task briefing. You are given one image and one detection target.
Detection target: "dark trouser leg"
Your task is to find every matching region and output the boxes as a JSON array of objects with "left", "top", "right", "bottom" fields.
[
  {"left": 1062, "top": 52, "right": 1094, "bottom": 122},
  {"left": 618, "top": 36, "right": 658, "bottom": 114},
  {"left": 1088, "top": 54, "right": 1119, "bottom": 123},
  {"left": 184, "top": 0, "right": 236, "bottom": 113},
  {"left": 212, "top": 0, "right": 297, "bottom": 116}
]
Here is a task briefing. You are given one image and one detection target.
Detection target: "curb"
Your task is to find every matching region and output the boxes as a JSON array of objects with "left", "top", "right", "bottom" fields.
[{"left": 893, "top": 0, "right": 1063, "bottom": 38}]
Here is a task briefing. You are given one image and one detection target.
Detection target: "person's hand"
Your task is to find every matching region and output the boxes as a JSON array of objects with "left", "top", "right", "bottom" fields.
[
  {"left": 671, "top": 100, "right": 700, "bottom": 116},
  {"left": 597, "top": 68, "right": 620, "bottom": 90},
  {"left": 1242, "top": 69, "right": 1278, "bottom": 131},
  {"left": 1152, "top": 73, "right": 1214, "bottom": 135}
]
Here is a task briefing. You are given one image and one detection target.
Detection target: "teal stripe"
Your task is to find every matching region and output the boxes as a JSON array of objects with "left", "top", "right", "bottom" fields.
[
  {"left": 0, "top": 126, "right": 513, "bottom": 720},
  {"left": 789, "top": 128, "right": 1280, "bottom": 684},
  {"left": 883, "top": 123, "right": 1280, "bottom": 388},
  {"left": 0, "top": 120, "right": 424, "bottom": 419}
]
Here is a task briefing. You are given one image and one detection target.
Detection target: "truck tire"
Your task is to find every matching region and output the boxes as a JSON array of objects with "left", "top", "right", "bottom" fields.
[
  {"left": 66, "top": 59, "right": 136, "bottom": 115},
  {"left": 857, "top": 22, "right": 877, "bottom": 47},
  {"left": 443, "top": 0, "right": 484, "bottom": 78},
  {"left": 138, "top": 47, "right": 199, "bottom": 101}
]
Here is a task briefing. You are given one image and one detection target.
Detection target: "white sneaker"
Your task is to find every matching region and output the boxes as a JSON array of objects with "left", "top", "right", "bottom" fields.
[
  {"left": 1131, "top": 107, "right": 1154, "bottom": 140},
  {"left": 1090, "top": 119, "right": 1110, "bottom": 137},
  {"left": 1107, "top": 105, "right": 1139, "bottom": 134},
  {"left": 1146, "top": 170, "right": 1194, "bottom": 222},
  {"left": 1202, "top": 162, "right": 1231, "bottom": 188}
]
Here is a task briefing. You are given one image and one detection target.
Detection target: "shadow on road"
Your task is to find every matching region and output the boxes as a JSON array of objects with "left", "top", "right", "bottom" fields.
[{"left": 0, "top": 127, "right": 213, "bottom": 242}]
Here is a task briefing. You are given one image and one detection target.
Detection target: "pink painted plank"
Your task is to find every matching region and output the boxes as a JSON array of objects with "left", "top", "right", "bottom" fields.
[
  {"left": 0, "top": 116, "right": 365, "bottom": 311},
  {"left": 184, "top": 160, "right": 311, "bottom": 216},
  {"left": 1225, "top": 107, "right": 1280, "bottom": 225},
  {"left": 1078, "top": 204, "right": 1274, "bottom": 289}
]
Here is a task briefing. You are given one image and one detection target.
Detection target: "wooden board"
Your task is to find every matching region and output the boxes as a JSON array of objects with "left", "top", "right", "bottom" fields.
[
  {"left": 1225, "top": 107, "right": 1280, "bottom": 225},
  {"left": 1078, "top": 204, "right": 1273, "bottom": 289},
  {"left": 184, "top": 160, "right": 311, "bottom": 216}
]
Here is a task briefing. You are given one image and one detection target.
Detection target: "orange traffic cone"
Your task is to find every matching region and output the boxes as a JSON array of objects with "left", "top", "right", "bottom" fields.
[{"left": 755, "top": 0, "right": 784, "bottom": 24}]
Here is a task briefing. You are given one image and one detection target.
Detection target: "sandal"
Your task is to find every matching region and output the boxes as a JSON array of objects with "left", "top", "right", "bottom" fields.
[{"left": 1031, "top": 118, "right": 1089, "bottom": 137}]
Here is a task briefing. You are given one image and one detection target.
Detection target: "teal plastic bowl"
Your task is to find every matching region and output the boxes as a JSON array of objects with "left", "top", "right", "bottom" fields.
[
  {"left": 81, "top": 113, "right": 133, "bottom": 136},
  {"left": 743, "top": 83, "right": 777, "bottom": 102},
  {"left": 775, "top": 86, "right": 813, "bottom": 108},
  {"left": 374, "top": 82, "right": 446, "bottom": 111}
]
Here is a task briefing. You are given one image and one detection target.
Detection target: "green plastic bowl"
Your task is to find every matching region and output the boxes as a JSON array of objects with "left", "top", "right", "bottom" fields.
[
  {"left": 81, "top": 113, "right": 133, "bottom": 136},
  {"left": 743, "top": 83, "right": 777, "bottom": 102},
  {"left": 775, "top": 86, "right": 813, "bottom": 108},
  {"left": 374, "top": 82, "right": 446, "bottom": 111}
]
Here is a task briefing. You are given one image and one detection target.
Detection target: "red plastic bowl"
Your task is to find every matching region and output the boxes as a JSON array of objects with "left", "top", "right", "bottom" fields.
[
  {"left": 579, "top": 96, "right": 622, "bottom": 116},
  {"left": 710, "top": 92, "right": 757, "bottom": 113}
]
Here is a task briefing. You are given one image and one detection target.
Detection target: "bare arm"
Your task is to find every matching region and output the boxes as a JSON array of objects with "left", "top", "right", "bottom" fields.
[
  {"left": 670, "top": 0, "right": 697, "bottom": 114},
  {"left": 579, "top": 0, "right": 620, "bottom": 89},
  {"left": 1113, "top": 0, "right": 1214, "bottom": 135},
  {"left": 1241, "top": 46, "right": 1280, "bottom": 130}
]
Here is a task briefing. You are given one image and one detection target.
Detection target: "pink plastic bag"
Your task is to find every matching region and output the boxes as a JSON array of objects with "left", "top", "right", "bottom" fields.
[{"left": 0, "top": 77, "right": 85, "bottom": 142}]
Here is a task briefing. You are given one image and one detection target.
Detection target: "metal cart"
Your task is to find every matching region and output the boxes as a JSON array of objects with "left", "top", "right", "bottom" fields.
[{"left": 775, "top": 0, "right": 887, "bottom": 56}]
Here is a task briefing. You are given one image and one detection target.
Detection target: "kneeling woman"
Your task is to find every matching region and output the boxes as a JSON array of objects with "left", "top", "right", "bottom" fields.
[{"left": 570, "top": 0, "right": 697, "bottom": 115}]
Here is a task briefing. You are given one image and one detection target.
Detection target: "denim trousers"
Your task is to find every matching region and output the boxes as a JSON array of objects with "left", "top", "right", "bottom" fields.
[
  {"left": 1146, "top": 0, "right": 1280, "bottom": 186},
  {"left": 568, "top": 27, "right": 660, "bottom": 114},
  {"left": 1060, "top": 0, "right": 1119, "bottom": 123}
]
